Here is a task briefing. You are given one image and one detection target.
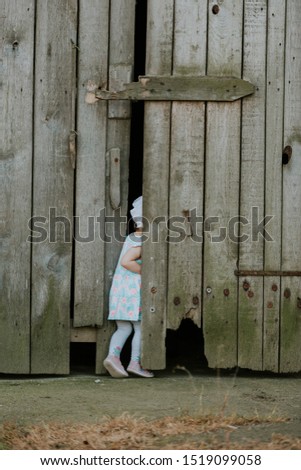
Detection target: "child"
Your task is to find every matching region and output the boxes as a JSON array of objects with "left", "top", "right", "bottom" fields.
[{"left": 103, "top": 196, "right": 154, "bottom": 378}]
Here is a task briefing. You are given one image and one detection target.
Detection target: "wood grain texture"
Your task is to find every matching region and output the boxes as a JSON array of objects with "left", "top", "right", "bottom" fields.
[
  {"left": 31, "top": 0, "right": 77, "bottom": 374},
  {"left": 203, "top": 0, "right": 243, "bottom": 368},
  {"left": 108, "top": 0, "right": 135, "bottom": 119},
  {"left": 238, "top": 0, "right": 267, "bottom": 371},
  {"left": 263, "top": 0, "right": 286, "bottom": 372},
  {"left": 73, "top": 0, "right": 109, "bottom": 327},
  {"left": 141, "top": 0, "right": 174, "bottom": 370},
  {"left": 167, "top": 0, "right": 207, "bottom": 330},
  {"left": 0, "top": 0, "right": 35, "bottom": 373},
  {"left": 280, "top": 0, "right": 301, "bottom": 372},
  {"left": 96, "top": 76, "right": 255, "bottom": 102},
  {"left": 95, "top": 0, "right": 135, "bottom": 374}
]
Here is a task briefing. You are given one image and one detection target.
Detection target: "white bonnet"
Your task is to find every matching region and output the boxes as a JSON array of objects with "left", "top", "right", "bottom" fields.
[{"left": 130, "top": 196, "right": 143, "bottom": 227}]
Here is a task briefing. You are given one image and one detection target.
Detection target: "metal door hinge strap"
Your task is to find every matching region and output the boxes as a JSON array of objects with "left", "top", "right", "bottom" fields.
[
  {"left": 235, "top": 270, "right": 301, "bottom": 277},
  {"left": 90, "top": 75, "right": 255, "bottom": 103}
]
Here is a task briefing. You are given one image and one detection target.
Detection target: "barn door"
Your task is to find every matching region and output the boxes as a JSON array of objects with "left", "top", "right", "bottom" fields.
[{"left": 140, "top": 0, "right": 301, "bottom": 373}]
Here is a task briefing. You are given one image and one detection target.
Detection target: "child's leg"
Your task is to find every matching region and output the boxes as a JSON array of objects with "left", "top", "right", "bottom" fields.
[
  {"left": 127, "top": 321, "right": 154, "bottom": 378},
  {"left": 130, "top": 320, "right": 142, "bottom": 363},
  {"left": 104, "top": 321, "right": 133, "bottom": 378},
  {"left": 108, "top": 320, "right": 132, "bottom": 358}
]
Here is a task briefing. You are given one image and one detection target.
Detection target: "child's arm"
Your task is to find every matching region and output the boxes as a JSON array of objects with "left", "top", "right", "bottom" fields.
[{"left": 121, "top": 246, "right": 142, "bottom": 274}]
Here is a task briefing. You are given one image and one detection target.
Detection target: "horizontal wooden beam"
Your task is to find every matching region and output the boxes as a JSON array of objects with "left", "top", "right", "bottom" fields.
[
  {"left": 70, "top": 326, "right": 97, "bottom": 343},
  {"left": 92, "top": 75, "right": 255, "bottom": 102}
]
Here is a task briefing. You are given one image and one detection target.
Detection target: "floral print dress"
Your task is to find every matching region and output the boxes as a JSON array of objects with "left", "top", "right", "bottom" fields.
[{"left": 108, "top": 233, "right": 142, "bottom": 322}]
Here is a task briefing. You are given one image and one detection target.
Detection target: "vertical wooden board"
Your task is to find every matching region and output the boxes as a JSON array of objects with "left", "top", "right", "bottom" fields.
[
  {"left": 168, "top": 103, "right": 205, "bottom": 329},
  {"left": 238, "top": 1, "right": 267, "bottom": 371},
  {"left": 31, "top": 0, "right": 77, "bottom": 374},
  {"left": 173, "top": 0, "right": 207, "bottom": 76},
  {"left": 167, "top": 0, "right": 207, "bottom": 331},
  {"left": 280, "top": 0, "right": 301, "bottom": 372},
  {"left": 96, "top": 120, "right": 131, "bottom": 374},
  {"left": 263, "top": 0, "right": 286, "bottom": 372},
  {"left": 203, "top": 103, "right": 241, "bottom": 368},
  {"left": 73, "top": 0, "right": 109, "bottom": 327},
  {"left": 108, "top": 0, "right": 135, "bottom": 119},
  {"left": 0, "top": 0, "right": 35, "bottom": 373},
  {"left": 96, "top": 0, "right": 135, "bottom": 373},
  {"left": 141, "top": 0, "right": 174, "bottom": 370},
  {"left": 203, "top": 0, "right": 243, "bottom": 368}
]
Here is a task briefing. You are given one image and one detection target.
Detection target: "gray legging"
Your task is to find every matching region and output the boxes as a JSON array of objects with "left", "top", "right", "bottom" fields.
[{"left": 108, "top": 320, "right": 141, "bottom": 363}]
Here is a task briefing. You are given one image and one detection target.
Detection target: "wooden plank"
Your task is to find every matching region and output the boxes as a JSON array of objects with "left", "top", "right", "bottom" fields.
[
  {"left": 0, "top": 0, "right": 35, "bottom": 373},
  {"left": 238, "top": 0, "right": 267, "bottom": 371},
  {"left": 31, "top": 0, "right": 77, "bottom": 374},
  {"left": 203, "top": 0, "right": 243, "bottom": 368},
  {"left": 167, "top": 0, "right": 207, "bottom": 330},
  {"left": 95, "top": 0, "right": 135, "bottom": 374},
  {"left": 73, "top": 0, "right": 109, "bottom": 327},
  {"left": 95, "top": 122, "right": 132, "bottom": 374},
  {"left": 280, "top": 0, "right": 301, "bottom": 373},
  {"left": 70, "top": 326, "right": 97, "bottom": 343},
  {"left": 263, "top": 0, "right": 286, "bottom": 372},
  {"left": 95, "top": 76, "right": 255, "bottom": 102},
  {"left": 108, "top": 0, "right": 135, "bottom": 119},
  {"left": 141, "top": 0, "right": 174, "bottom": 370}
]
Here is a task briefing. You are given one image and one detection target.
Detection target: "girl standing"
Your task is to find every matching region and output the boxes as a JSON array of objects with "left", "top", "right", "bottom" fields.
[{"left": 103, "top": 197, "right": 154, "bottom": 378}]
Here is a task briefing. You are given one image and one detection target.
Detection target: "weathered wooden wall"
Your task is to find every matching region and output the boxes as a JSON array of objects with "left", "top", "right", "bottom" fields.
[
  {"left": 0, "top": 0, "right": 300, "bottom": 375},
  {"left": 142, "top": 0, "right": 301, "bottom": 374}
]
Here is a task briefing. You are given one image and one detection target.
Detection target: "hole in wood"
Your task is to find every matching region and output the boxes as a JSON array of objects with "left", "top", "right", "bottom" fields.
[
  {"left": 282, "top": 145, "right": 292, "bottom": 165},
  {"left": 166, "top": 319, "right": 208, "bottom": 371},
  {"left": 212, "top": 4, "right": 220, "bottom": 14}
]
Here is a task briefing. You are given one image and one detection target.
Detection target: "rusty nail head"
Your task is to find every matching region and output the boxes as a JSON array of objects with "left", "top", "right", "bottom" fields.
[
  {"left": 247, "top": 290, "right": 254, "bottom": 298},
  {"left": 151, "top": 287, "right": 157, "bottom": 294},
  {"left": 174, "top": 296, "right": 181, "bottom": 306},
  {"left": 212, "top": 4, "right": 220, "bottom": 14},
  {"left": 271, "top": 284, "right": 278, "bottom": 292},
  {"left": 284, "top": 288, "right": 291, "bottom": 299},
  {"left": 267, "top": 301, "right": 273, "bottom": 309},
  {"left": 192, "top": 296, "right": 199, "bottom": 305},
  {"left": 243, "top": 281, "right": 250, "bottom": 291},
  {"left": 223, "top": 288, "right": 230, "bottom": 297}
]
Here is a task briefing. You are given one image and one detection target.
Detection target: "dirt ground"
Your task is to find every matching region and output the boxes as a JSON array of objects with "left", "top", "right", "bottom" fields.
[{"left": 0, "top": 367, "right": 300, "bottom": 449}]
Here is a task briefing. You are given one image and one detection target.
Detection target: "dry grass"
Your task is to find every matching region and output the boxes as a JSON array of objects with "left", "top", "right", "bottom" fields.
[{"left": 1, "top": 413, "right": 299, "bottom": 450}]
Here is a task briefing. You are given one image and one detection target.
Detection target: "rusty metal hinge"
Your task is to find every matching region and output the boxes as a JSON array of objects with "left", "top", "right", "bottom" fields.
[{"left": 235, "top": 270, "right": 301, "bottom": 277}]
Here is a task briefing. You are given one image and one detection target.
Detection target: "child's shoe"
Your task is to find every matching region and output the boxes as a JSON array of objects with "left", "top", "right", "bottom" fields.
[
  {"left": 127, "top": 360, "right": 154, "bottom": 378},
  {"left": 103, "top": 355, "right": 129, "bottom": 378}
]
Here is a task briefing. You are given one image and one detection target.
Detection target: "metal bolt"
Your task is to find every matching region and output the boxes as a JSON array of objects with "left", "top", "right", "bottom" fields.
[
  {"left": 174, "top": 297, "right": 181, "bottom": 306},
  {"left": 206, "top": 287, "right": 212, "bottom": 295},
  {"left": 223, "top": 288, "right": 230, "bottom": 297},
  {"left": 247, "top": 290, "right": 254, "bottom": 298},
  {"left": 267, "top": 301, "right": 273, "bottom": 309},
  {"left": 150, "top": 306, "right": 156, "bottom": 313},
  {"left": 284, "top": 288, "right": 291, "bottom": 299},
  {"left": 192, "top": 296, "right": 199, "bottom": 305},
  {"left": 271, "top": 284, "right": 278, "bottom": 292},
  {"left": 212, "top": 4, "right": 220, "bottom": 14},
  {"left": 243, "top": 281, "right": 250, "bottom": 291},
  {"left": 151, "top": 287, "right": 157, "bottom": 294}
]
